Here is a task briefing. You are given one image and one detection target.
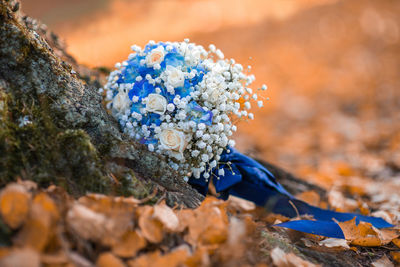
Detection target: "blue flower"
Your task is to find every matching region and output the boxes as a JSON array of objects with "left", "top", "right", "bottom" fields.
[
  {"left": 186, "top": 101, "right": 213, "bottom": 125},
  {"left": 162, "top": 52, "right": 185, "bottom": 68},
  {"left": 128, "top": 79, "right": 156, "bottom": 100}
]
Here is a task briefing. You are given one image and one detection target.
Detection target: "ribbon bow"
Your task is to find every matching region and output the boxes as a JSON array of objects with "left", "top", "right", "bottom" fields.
[{"left": 188, "top": 147, "right": 392, "bottom": 238}]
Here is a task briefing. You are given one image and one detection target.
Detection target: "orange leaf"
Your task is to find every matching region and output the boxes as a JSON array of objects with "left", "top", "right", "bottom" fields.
[
  {"left": 112, "top": 230, "right": 147, "bottom": 258},
  {"left": 390, "top": 251, "right": 400, "bottom": 264},
  {"left": 393, "top": 238, "right": 400, "bottom": 248},
  {"left": 97, "top": 252, "right": 126, "bottom": 267},
  {"left": 338, "top": 218, "right": 389, "bottom": 247},
  {"left": 14, "top": 203, "right": 53, "bottom": 251},
  {"left": 32, "top": 192, "right": 60, "bottom": 223},
  {"left": 137, "top": 206, "right": 164, "bottom": 243},
  {"left": 184, "top": 245, "right": 209, "bottom": 267},
  {"left": 296, "top": 190, "right": 320, "bottom": 207},
  {"left": 0, "top": 183, "right": 31, "bottom": 229},
  {"left": 128, "top": 247, "right": 189, "bottom": 267}
]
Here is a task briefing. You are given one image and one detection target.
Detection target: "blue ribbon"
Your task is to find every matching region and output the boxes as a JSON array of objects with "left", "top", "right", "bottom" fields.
[{"left": 188, "top": 147, "right": 393, "bottom": 238}]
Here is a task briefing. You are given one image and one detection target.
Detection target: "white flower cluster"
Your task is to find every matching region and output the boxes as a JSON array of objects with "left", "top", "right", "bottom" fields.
[{"left": 102, "top": 40, "right": 267, "bottom": 181}]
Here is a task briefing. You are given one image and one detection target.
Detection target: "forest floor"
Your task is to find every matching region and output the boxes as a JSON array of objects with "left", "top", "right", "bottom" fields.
[{"left": 1, "top": 0, "right": 400, "bottom": 266}]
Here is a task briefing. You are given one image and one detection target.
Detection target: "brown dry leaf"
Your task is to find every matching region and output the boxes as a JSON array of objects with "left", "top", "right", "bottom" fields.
[
  {"left": 79, "top": 194, "right": 138, "bottom": 214},
  {"left": 137, "top": 206, "right": 164, "bottom": 243},
  {"left": 96, "top": 252, "right": 126, "bottom": 267},
  {"left": 14, "top": 192, "right": 62, "bottom": 251},
  {"left": 153, "top": 203, "right": 180, "bottom": 232},
  {"left": 318, "top": 238, "right": 350, "bottom": 249},
  {"left": 40, "top": 251, "right": 69, "bottom": 266},
  {"left": 66, "top": 203, "right": 131, "bottom": 246},
  {"left": 270, "top": 247, "right": 321, "bottom": 267},
  {"left": 338, "top": 218, "right": 381, "bottom": 246},
  {"left": 390, "top": 251, "right": 400, "bottom": 264},
  {"left": 112, "top": 230, "right": 147, "bottom": 258},
  {"left": 327, "top": 190, "right": 358, "bottom": 212},
  {"left": 377, "top": 228, "right": 399, "bottom": 245},
  {"left": 296, "top": 191, "right": 320, "bottom": 207},
  {"left": 262, "top": 213, "right": 290, "bottom": 225},
  {"left": 0, "top": 183, "right": 31, "bottom": 229},
  {"left": 128, "top": 251, "right": 161, "bottom": 267},
  {"left": 0, "top": 247, "right": 11, "bottom": 258},
  {"left": 371, "top": 254, "right": 394, "bottom": 267},
  {"left": 338, "top": 218, "right": 398, "bottom": 246},
  {"left": 183, "top": 197, "right": 229, "bottom": 246},
  {"left": 227, "top": 195, "right": 256, "bottom": 212},
  {"left": 32, "top": 192, "right": 60, "bottom": 223},
  {"left": 0, "top": 248, "right": 40, "bottom": 267},
  {"left": 128, "top": 246, "right": 189, "bottom": 267},
  {"left": 14, "top": 202, "right": 53, "bottom": 251},
  {"left": 175, "top": 209, "right": 196, "bottom": 232},
  {"left": 184, "top": 245, "right": 210, "bottom": 267},
  {"left": 392, "top": 238, "right": 400, "bottom": 248}
]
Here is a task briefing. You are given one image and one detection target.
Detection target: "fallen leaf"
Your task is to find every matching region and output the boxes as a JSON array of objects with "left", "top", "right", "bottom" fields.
[
  {"left": 14, "top": 203, "right": 52, "bottom": 251},
  {"left": 190, "top": 206, "right": 228, "bottom": 245},
  {"left": 296, "top": 191, "right": 320, "bottom": 207},
  {"left": 32, "top": 192, "right": 60, "bottom": 222},
  {"left": 153, "top": 203, "right": 180, "bottom": 232},
  {"left": 371, "top": 210, "right": 394, "bottom": 225},
  {"left": 97, "top": 252, "right": 126, "bottom": 267},
  {"left": 137, "top": 206, "right": 164, "bottom": 243},
  {"left": 390, "top": 251, "right": 400, "bottom": 264},
  {"left": 327, "top": 190, "right": 358, "bottom": 212},
  {"left": 0, "top": 248, "right": 40, "bottom": 267},
  {"left": 0, "top": 183, "right": 31, "bottom": 229},
  {"left": 338, "top": 218, "right": 382, "bottom": 246},
  {"left": 127, "top": 251, "right": 161, "bottom": 267},
  {"left": 128, "top": 246, "right": 189, "bottom": 267},
  {"left": 227, "top": 195, "right": 256, "bottom": 212},
  {"left": 371, "top": 254, "right": 394, "bottom": 267},
  {"left": 392, "top": 238, "right": 400, "bottom": 248},
  {"left": 184, "top": 245, "right": 210, "bottom": 267},
  {"left": 40, "top": 251, "right": 68, "bottom": 265},
  {"left": 270, "top": 247, "right": 321, "bottom": 267},
  {"left": 112, "top": 230, "right": 147, "bottom": 258},
  {"left": 377, "top": 228, "right": 399, "bottom": 245},
  {"left": 66, "top": 203, "right": 131, "bottom": 246},
  {"left": 318, "top": 238, "right": 350, "bottom": 249}
]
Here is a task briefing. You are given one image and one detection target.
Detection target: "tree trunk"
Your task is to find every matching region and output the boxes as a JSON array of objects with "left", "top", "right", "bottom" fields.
[{"left": 0, "top": 0, "right": 203, "bottom": 208}]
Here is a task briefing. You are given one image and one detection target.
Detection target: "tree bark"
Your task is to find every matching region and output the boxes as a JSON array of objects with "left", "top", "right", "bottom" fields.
[{"left": 0, "top": 0, "right": 203, "bottom": 208}]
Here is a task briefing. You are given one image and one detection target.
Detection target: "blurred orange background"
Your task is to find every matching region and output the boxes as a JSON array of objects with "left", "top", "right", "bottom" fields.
[{"left": 21, "top": 0, "right": 400, "bottom": 187}]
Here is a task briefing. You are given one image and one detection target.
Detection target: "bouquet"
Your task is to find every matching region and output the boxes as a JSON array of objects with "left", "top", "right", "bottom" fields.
[
  {"left": 103, "top": 39, "right": 266, "bottom": 181},
  {"left": 102, "top": 39, "right": 391, "bottom": 239}
]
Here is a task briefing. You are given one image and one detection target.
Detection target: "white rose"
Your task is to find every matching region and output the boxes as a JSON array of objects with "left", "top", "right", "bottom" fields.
[
  {"left": 146, "top": 46, "right": 165, "bottom": 67},
  {"left": 145, "top": 94, "right": 167, "bottom": 115},
  {"left": 166, "top": 66, "right": 185, "bottom": 88},
  {"left": 160, "top": 129, "right": 188, "bottom": 156},
  {"left": 112, "top": 91, "right": 130, "bottom": 113}
]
